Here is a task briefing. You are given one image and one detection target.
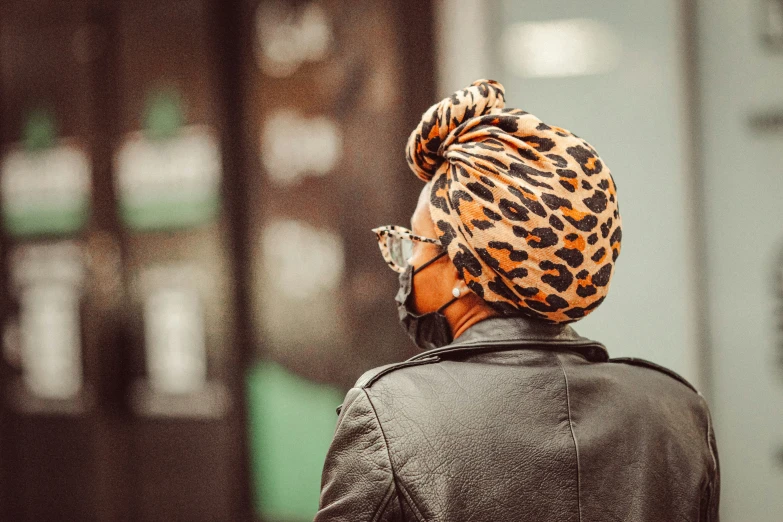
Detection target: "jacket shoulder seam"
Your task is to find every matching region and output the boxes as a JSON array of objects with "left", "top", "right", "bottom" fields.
[
  {"left": 356, "top": 357, "right": 441, "bottom": 389},
  {"left": 334, "top": 388, "right": 363, "bottom": 427},
  {"left": 609, "top": 357, "right": 699, "bottom": 393},
  {"left": 362, "top": 389, "right": 406, "bottom": 519}
]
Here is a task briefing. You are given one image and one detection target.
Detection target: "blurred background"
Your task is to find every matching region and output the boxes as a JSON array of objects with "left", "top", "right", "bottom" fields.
[{"left": 0, "top": 0, "right": 780, "bottom": 520}]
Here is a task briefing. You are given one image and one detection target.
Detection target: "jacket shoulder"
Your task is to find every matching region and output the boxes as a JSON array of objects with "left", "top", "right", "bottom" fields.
[
  {"left": 354, "top": 356, "right": 442, "bottom": 389},
  {"left": 609, "top": 357, "right": 699, "bottom": 394},
  {"left": 334, "top": 357, "right": 442, "bottom": 416}
]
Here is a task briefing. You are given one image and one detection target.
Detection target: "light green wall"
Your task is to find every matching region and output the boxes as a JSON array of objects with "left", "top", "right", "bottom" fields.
[
  {"left": 696, "top": 0, "right": 783, "bottom": 519},
  {"left": 491, "top": 0, "right": 701, "bottom": 384}
]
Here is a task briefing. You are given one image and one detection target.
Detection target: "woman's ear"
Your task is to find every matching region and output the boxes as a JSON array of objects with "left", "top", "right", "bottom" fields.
[{"left": 451, "top": 265, "right": 470, "bottom": 297}]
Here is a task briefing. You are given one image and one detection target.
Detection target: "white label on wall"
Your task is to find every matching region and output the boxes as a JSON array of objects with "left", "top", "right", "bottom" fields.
[
  {"left": 19, "top": 284, "right": 83, "bottom": 399},
  {"left": 11, "top": 241, "right": 85, "bottom": 400},
  {"left": 255, "top": 219, "right": 346, "bottom": 348},
  {"left": 141, "top": 266, "right": 207, "bottom": 395},
  {"left": 115, "top": 125, "right": 221, "bottom": 230},
  {"left": 261, "top": 110, "right": 342, "bottom": 186},
  {"left": 255, "top": 1, "right": 333, "bottom": 77}
]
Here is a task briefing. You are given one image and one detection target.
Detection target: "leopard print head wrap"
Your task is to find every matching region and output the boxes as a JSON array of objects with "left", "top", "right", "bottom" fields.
[{"left": 406, "top": 79, "right": 622, "bottom": 323}]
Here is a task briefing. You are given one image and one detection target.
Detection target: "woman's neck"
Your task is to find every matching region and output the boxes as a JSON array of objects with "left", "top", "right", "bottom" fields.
[{"left": 446, "top": 295, "right": 499, "bottom": 341}]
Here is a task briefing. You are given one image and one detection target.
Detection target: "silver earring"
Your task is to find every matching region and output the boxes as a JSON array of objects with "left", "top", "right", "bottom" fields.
[{"left": 452, "top": 287, "right": 461, "bottom": 298}]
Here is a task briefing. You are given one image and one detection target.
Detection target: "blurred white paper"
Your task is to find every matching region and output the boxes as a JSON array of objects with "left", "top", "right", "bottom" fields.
[
  {"left": 141, "top": 266, "right": 207, "bottom": 395},
  {"left": 12, "top": 242, "right": 85, "bottom": 400}
]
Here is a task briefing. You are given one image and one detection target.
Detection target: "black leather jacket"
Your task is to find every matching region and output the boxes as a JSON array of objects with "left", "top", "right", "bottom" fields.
[{"left": 315, "top": 316, "right": 720, "bottom": 521}]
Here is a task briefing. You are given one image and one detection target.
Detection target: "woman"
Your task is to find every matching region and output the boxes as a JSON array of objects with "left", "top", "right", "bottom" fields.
[{"left": 315, "top": 80, "right": 720, "bottom": 521}]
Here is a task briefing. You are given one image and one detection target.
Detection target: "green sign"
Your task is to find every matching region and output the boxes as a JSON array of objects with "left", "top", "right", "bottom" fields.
[{"left": 246, "top": 362, "right": 344, "bottom": 521}]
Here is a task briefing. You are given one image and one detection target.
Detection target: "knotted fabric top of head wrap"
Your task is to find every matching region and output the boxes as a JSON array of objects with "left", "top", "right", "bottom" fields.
[{"left": 405, "top": 79, "right": 622, "bottom": 323}]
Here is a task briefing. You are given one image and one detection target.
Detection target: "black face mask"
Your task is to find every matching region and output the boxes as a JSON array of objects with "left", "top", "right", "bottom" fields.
[{"left": 395, "top": 251, "right": 459, "bottom": 351}]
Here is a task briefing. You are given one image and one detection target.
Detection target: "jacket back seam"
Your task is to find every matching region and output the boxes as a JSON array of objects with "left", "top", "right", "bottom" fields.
[
  {"left": 395, "top": 478, "right": 427, "bottom": 522},
  {"left": 370, "top": 480, "right": 398, "bottom": 522},
  {"left": 362, "top": 389, "right": 414, "bottom": 521},
  {"left": 556, "top": 353, "right": 583, "bottom": 522}
]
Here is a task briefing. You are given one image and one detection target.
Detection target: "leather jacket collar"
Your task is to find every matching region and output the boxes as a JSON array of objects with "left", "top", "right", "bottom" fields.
[{"left": 407, "top": 315, "right": 609, "bottom": 363}]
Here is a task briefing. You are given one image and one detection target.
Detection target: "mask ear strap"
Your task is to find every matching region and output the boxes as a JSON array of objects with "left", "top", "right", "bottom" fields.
[
  {"left": 412, "top": 250, "right": 448, "bottom": 275},
  {"left": 436, "top": 296, "right": 459, "bottom": 314}
]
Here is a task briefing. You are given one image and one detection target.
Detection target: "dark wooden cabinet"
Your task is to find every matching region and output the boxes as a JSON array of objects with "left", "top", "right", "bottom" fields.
[{"left": 0, "top": 0, "right": 435, "bottom": 520}]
